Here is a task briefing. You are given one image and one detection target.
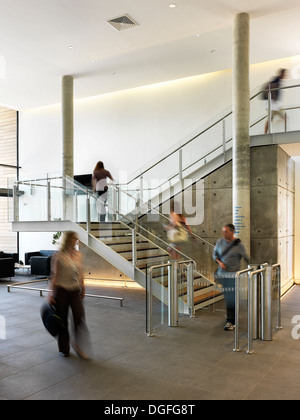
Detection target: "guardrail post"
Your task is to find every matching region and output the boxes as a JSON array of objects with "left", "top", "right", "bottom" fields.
[
  {"left": 222, "top": 119, "right": 226, "bottom": 162},
  {"left": 86, "top": 193, "right": 91, "bottom": 235},
  {"left": 268, "top": 84, "right": 272, "bottom": 134},
  {"left": 272, "top": 264, "right": 282, "bottom": 331},
  {"left": 261, "top": 265, "right": 272, "bottom": 341},
  {"left": 179, "top": 149, "right": 183, "bottom": 187},
  {"left": 47, "top": 180, "right": 51, "bottom": 221},
  {"left": 132, "top": 228, "right": 137, "bottom": 268},
  {"left": 13, "top": 183, "right": 19, "bottom": 222},
  {"left": 147, "top": 266, "right": 154, "bottom": 336},
  {"left": 187, "top": 261, "right": 195, "bottom": 318},
  {"left": 168, "top": 260, "right": 178, "bottom": 327}
]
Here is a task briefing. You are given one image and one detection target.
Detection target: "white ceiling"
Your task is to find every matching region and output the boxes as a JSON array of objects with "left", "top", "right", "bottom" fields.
[{"left": 0, "top": 0, "right": 300, "bottom": 110}]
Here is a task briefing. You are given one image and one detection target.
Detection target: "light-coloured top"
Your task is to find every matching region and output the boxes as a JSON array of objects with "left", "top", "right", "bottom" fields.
[{"left": 53, "top": 251, "right": 83, "bottom": 291}]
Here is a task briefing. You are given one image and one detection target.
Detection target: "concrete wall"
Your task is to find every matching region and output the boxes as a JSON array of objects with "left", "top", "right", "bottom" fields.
[{"left": 142, "top": 145, "right": 294, "bottom": 293}]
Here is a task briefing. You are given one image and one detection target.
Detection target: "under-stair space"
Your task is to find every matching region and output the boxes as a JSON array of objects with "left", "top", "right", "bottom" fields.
[{"left": 77, "top": 221, "right": 220, "bottom": 312}]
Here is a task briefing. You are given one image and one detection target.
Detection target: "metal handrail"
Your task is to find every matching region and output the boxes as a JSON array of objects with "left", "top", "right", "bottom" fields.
[
  {"left": 120, "top": 83, "right": 300, "bottom": 186},
  {"left": 109, "top": 183, "right": 214, "bottom": 248},
  {"left": 12, "top": 173, "right": 203, "bottom": 268},
  {"left": 7, "top": 279, "right": 124, "bottom": 306}
]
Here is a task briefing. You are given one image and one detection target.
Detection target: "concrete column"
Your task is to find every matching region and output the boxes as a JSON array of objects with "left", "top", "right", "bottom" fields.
[
  {"left": 62, "top": 75, "right": 74, "bottom": 179},
  {"left": 232, "top": 13, "right": 250, "bottom": 252}
]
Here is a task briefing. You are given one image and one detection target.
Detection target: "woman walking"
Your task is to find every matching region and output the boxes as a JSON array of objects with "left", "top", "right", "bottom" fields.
[{"left": 49, "top": 231, "right": 89, "bottom": 358}]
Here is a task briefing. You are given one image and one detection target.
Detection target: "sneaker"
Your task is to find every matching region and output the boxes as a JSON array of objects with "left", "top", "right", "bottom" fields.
[{"left": 224, "top": 322, "right": 235, "bottom": 331}]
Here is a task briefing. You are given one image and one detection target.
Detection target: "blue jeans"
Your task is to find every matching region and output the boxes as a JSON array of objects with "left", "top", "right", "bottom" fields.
[{"left": 219, "top": 276, "right": 235, "bottom": 325}]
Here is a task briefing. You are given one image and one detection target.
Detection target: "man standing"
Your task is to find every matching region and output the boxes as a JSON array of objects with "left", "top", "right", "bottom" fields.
[{"left": 213, "top": 223, "right": 250, "bottom": 331}]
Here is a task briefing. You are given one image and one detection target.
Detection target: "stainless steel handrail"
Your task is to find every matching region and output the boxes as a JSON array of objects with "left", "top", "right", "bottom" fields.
[
  {"left": 109, "top": 183, "right": 214, "bottom": 249},
  {"left": 7, "top": 279, "right": 124, "bottom": 306},
  {"left": 120, "top": 83, "right": 300, "bottom": 185}
]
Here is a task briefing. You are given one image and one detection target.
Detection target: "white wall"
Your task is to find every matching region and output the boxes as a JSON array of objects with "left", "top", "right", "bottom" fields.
[
  {"left": 19, "top": 56, "right": 299, "bottom": 180},
  {"left": 18, "top": 55, "right": 300, "bottom": 259}
]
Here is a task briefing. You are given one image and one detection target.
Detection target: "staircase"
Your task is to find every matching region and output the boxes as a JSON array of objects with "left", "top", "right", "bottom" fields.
[
  {"left": 79, "top": 221, "right": 222, "bottom": 312},
  {"left": 11, "top": 84, "right": 300, "bottom": 313}
]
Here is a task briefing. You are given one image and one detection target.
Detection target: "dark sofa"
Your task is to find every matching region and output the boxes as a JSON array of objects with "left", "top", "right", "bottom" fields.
[
  {"left": 0, "top": 251, "right": 18, "bottom": 279},
  {"left": 25, "top": 250, "right": 56, "bottom": 277}
]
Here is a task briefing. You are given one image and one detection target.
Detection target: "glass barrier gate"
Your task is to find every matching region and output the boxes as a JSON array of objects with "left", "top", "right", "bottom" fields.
[
  {"left": 234, "top": 264, "right": 282, "bottom": 354},
  {"left": 146, "top": 261, "right": 282, "bottom": 355}
]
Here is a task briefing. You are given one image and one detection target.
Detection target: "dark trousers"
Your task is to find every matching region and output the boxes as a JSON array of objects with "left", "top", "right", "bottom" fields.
[
  {"left": 54, "top": 287, "right": 85, "bottom": 354},
  {"left": 220, "top": 276, "right": 236, "bottom": 325}
]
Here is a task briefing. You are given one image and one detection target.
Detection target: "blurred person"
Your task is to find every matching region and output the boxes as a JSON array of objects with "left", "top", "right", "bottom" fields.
[
  {"left": 48, "top": 231, "right": 90, "bottom": 359},
  {"left": 213, "top": 223, "right": 249, "bottom": 331},
  {"left": 164, "top": 201, "right": 195, "bottom": 260},
  {"left": 264, "top": 68, "right": 287, "bottom": 134},
  {"left": 92, "top": 161, "right": 114, "bottom": 222}
]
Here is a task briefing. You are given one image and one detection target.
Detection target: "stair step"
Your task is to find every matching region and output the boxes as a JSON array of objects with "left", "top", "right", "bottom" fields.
[
  {"left": 120, "top": 249, "right": 169, "bottom": 260},
  {"left": 92, "top": 229, "right": 132, "bottom": 237},
  {"left": 194, "top": 292, "right": 224, "bottom": 309},
  {"left": 109, "top": 243, "right": 158, "bottom": 253},
  {"left": 101, "top": 236, "right": 149, "bottom": 245}
]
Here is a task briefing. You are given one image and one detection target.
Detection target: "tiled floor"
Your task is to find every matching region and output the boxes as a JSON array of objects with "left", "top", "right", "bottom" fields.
[{"left": 0, "top": 275, "right": 300, "bottom": 400}]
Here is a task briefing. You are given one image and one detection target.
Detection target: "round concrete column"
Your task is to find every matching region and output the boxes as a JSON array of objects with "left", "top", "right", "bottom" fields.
[
  {"left": 62, "top": 75, "right": 74, "bottom": 179},
  {"left": 232, "top": 13, "right": 250, "bottom": 251}
]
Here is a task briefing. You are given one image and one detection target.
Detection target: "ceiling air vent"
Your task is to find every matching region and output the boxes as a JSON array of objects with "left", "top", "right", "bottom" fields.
[{"left": 107, "top": 14, "right": 139, "bottom": 31}]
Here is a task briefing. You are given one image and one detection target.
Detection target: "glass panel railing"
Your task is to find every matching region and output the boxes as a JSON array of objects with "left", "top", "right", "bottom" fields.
[{"left": 115, "top": 83, "right": 300, "bottom": 213}]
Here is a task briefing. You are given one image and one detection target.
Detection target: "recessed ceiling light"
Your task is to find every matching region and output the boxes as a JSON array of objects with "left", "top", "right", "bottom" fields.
[
  {"left": 169, "top": 3, "right": 177, "bottom": 8},
  {"left": 68, "top": 45, "right": 75, "bottom": 50}
]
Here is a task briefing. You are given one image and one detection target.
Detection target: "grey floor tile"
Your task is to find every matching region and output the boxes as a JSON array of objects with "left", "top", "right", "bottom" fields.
[{"left": 1, "top": 278, "right": 300, "bottom": 400}]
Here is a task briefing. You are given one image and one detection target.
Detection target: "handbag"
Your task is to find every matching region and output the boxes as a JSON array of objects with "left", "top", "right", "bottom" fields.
[
  {"left": 167, "top": 225, "right": 188, "bottom": 243},
  {"left": 214, "top": 238, "right": 241, "bottom": 282},
  {"left": 40, "top": 302, "right": 62, "bottom": 337}
]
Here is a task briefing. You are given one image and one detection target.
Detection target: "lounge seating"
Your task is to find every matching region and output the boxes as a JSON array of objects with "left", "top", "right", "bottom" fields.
[
  {"left": 25, "top": 250, "right": 56, "bottom": 277},
  {"left": 0, "top": 252, "right": 17, "bottom": 279}
]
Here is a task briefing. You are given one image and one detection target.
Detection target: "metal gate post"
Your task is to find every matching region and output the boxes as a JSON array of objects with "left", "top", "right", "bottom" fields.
[
  {"left": 233, "top": 267, "right": 253, "bottom": 353},
  {"left": 261, "top": 265, "right": 273, "bottom": 341}
]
